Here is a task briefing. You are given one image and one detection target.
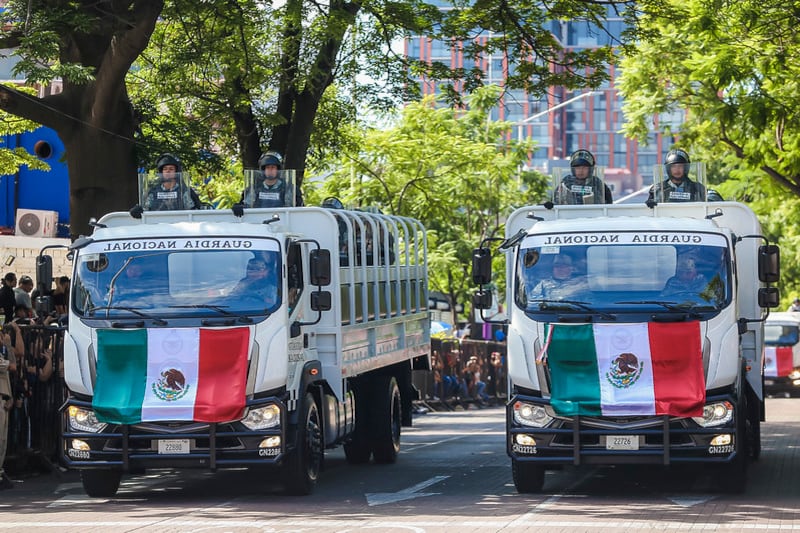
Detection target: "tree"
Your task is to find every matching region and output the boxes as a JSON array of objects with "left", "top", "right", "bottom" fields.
[
  {"left": 308, "top": 86, "right": 550, "bottom": 323},
  {"left": 132, "top": 0, "right": 637, "bottom": 204},
  {"left": 616, "top": 0, "right": 800, "bottom": 303},
  {"left": 0, "top": 86, "right": 49, "bottom": 175},
  {"left": 618, "top": 0, "right": 800, "bottom": 195},
  {"left": 0, "top": 1, "right": 164, "bottom": 238}
]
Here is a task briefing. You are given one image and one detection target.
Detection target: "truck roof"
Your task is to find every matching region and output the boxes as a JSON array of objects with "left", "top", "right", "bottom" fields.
[{"left": 506, "top": 202, "right": 762, "bottom": 242}]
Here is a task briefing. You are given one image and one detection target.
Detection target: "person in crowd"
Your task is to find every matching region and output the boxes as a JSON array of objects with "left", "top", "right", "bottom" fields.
[
  {"left": 647, "top": 149, "right": 707, "bottom": 203},
  {"left": 244, "top": 151, "right": 286, "bottom": 208},
  {"left": 140, "top": 153, "right": 202, "bottom": 212},
  {"left": 13, "top": 276, "right": 33, "bottom": 312},
  {"left": 788, "top": 297, "right": 800, "bottom": 313},
  {"left": 52, "top": 276, "right": 70, "bottom": 316},
  {"left": 662, "top": 257, "right": 708, "bottom": 296},
  {"left": 528, "top": 254, "right": 587, "bottom": 300},
  {"left": 553, "top": 150, "right": 613, "bottom": 205},
  {"left": 466, "top": 355, "right": 490, "bottom": 405},
  {"left": 0, "top": 273, "right": 16, "bottom": 324},
  {"left": 0, "top": 326, "right": 17, "bottom": 489}
]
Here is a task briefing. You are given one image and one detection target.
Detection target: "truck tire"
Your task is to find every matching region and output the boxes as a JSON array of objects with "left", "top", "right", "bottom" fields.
[
  {"left": 512, "top": 459, "right": 545, "bottom": 493},
  {"left": 715, "top": 396, "right": 749, "bottom": 494},
  {"left": 370, "top": 375, "right": 402, "bottom": 464},
  {"left": 80, "top": 469, "right": 122, "bottom": 497},
  {"left": 283, "top": 393, "right": 323, "bottom": 495},
  {"left": 344, "top": 384, "right": 372, "bottom": 464}
]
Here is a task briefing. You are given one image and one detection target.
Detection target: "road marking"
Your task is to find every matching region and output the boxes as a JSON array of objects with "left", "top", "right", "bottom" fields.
[{"left": 365, "top": 475, "right": 449, "bottom": 506}]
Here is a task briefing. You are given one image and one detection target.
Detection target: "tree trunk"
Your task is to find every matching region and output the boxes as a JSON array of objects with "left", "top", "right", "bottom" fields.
[{"left": 61, "top": 124, "right": 138, "bottom": 239}]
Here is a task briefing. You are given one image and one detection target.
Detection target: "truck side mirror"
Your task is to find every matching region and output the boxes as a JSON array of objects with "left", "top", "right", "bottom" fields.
[
  {"left": 310, "top": 249, "right": 331, "bottom": 286},
  {"left": 473, "top": 289, "right": 492, "bottom": 310},
  {"left": 472, "top": 248, "right": 492, "bottom": 286},
  {"left": 758, "top": 245, "right": 779, "bottom": 283},
  {"left": 311, "top": 290, "right": 332, "bottom": 311},
  {"left": 758, "top": 287, "right": 780, "bottom": 308}
]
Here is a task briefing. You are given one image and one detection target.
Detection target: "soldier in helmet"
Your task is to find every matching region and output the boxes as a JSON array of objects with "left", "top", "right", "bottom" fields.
[
  {"left": 142, "top": 153, "right": 201, "bottom": 211},
  {"left": 554, "top": 150, "right": 613, "bottom": 205},
  {"left": 647, "top": 149, "right": 707, "bottom": 203},
  {"left": 244, "top": 151, "right": 286, "bottom": 208}
]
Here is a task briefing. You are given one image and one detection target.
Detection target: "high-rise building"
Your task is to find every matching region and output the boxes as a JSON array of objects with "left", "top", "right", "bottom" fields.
[{"left": 405, "top": 5, "right": 681, "bottom": 198}]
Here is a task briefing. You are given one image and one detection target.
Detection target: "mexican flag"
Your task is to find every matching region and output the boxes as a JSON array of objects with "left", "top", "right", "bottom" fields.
[
  {"left": 764, "top": 346, "right": 794, "bottom": 378},
  {"left": 92, "top": 327, "right": 250, "bottom": 424},
  {"left": 545, "top": 322, "right": 705, "bottom": 417}
]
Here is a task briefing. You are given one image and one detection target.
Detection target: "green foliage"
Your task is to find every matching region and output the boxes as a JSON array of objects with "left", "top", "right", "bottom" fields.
[
  {"left": 309, "top": 85, "right": 550, "bottom": 321},
  {"left": 0, "top": 85, "right": 50, "bottom": 174}
]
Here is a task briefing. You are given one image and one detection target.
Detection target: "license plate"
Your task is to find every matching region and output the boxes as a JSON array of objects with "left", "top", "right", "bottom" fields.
[
  {"left": 605, "top": 435, "right": 639, "bottom": 450},
  {"left": 765, "top": 379, "right": 775, "bottom": 386},
  {"left": 157, "top": 439, "right": 191, "bottom": 454}
]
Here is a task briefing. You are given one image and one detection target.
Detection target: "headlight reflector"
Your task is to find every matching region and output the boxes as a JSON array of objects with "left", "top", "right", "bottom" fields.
[
  {"left": 242, "top": 404, "right": 281, "bottom": 430},
  {"left": 68, "top": 406, "right": 107, "bottom": 433},
  {"left": 513, "top": 401, "right": 553, "bottom": 427},
  {"left": 692, "top": 401, "right": 734, "bottom": 427}
]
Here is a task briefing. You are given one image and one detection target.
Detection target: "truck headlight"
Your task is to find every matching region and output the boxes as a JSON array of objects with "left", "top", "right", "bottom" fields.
[
  {"left": 513, "top": 401, "right": 553, "bottom": 428},
  {"left": 242, "top": 404, "right": 281, "bottom": 430},
  {"left": 692, "top": 401, "right": 734, "bottom": 427},
  {"left": 68, "top": 406, "right": 107, "bottom": 433}
]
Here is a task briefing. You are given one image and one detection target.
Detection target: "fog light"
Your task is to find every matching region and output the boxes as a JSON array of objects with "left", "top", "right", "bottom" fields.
[
  {"left": 72, "top": 439, "right": 90, "bottom": 451},
  {"left": 710, "top": 434, "right": 732, "bottom": 446},
  {"left": 515, "top": 434, "right": 537, "bottom": 446},
  {"left": 259, "top": 436, "right": 281, "bottom": 449}
]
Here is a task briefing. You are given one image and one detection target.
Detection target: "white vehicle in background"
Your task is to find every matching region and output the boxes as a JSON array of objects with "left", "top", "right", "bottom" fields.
[{"left": 763, "top": 312, "right": 800, "bottom": 397}]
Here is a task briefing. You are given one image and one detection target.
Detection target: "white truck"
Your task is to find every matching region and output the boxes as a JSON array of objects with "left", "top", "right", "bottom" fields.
[
  {"left": 42, "top": 205, "right": 430, "bottom": 497},
  {"left": 472, "top": 201, "right": 780, "bottom": 493},
  {"left": 763, "top": 312, "right": 800, "bottom": 396}
]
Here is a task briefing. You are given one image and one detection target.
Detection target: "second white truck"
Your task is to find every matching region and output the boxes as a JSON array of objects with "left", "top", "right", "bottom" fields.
[{"left": 472, "top": 201, "right": 779, "bottom": 493}]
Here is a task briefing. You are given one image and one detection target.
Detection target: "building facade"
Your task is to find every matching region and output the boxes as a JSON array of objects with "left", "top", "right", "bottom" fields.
[{"left": 405, "top": 4, "right": 682, "bottom": 198}]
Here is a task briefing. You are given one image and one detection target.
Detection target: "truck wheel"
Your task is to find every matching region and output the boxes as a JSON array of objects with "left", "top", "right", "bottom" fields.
[
  {"left": 283, "top": 393, "right": 323, "bottom": 495},
  {"left": 746, "top": 392, "right": 761, "bottom": 461},
  {"left": 344, "top": 384, "right": 372, "bottom": 464},
  {"left": 80, "top": 469, "right": 122, "bottom": 497},
  {"left": 715, "top": 398, "right": 749, "bottom": 493},
  {"left": 512, "top": 459, "right": 545, "bottom": 493},
  {"left": 370, "top": 375, "right": 402, "bottom": 464}
]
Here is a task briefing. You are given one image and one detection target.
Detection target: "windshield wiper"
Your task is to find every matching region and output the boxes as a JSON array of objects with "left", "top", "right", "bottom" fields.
[
  {"left": 615, "top": 300, "right": 703, "bottom": 319},
  {"left": 168, "top": 304, "right": 254, "bottom": 324},
  {"left": 527, "top": 299, "right": 616, "bottom": 320},
  {"left": 87, "top": 305, "right": 168, "bottom": 325}
]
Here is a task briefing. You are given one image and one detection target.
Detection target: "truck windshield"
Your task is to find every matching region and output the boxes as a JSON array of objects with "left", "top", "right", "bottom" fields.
[
  {"left": 71, "top": 237, "right": 282, "bottom": 319},
  {"left": 765, "top": 324, "right": 799, "bottom": 346},
  {"left": 515, "top": 231, "right": 730, "bottom": 315}
]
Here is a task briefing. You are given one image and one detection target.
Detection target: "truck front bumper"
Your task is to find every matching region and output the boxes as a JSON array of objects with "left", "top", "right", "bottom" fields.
[
  {"left": 62, "top": 397, "right": 286, "bottom": 471},
  {"left": 507, "top": 393, "right": 741, "bottom": 467}
]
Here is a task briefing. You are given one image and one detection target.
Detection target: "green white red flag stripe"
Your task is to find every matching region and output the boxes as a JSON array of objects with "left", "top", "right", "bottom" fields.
[
  {"left": 92, "top": 327, "right": 250, "bottom": 424},
  {"left": 544, "top": 322, "right": 705, "bottom": 417}
]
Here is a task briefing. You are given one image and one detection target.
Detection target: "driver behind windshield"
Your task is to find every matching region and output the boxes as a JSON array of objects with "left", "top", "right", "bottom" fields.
[
  {"left": 661, "top": 257, "right": 707, "bottom": 297},
  {"left": 527, "top": 253, "right": 587, "bottom": 301}
]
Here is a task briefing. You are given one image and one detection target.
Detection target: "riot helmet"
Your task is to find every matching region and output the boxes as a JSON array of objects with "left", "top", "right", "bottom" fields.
[
  {"left": 259, "top": 151, "right": 283, "bottom": 170},
  {"left": 322, "top": 196, "right": 344, "bottom": 209},
  {"left": 569, "top": 150, "right": 595, "bottom": 174},
  {"left": 664, "top": 149, "right": 690, "bottom": 179},
  {"left": 156, "top": 153, "right": 182, "bottom": 173}
]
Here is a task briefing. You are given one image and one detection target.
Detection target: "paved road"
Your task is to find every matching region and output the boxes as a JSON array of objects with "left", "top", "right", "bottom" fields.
[{"left": 1, "top": 398, "right": 799, "bottom": 532}]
